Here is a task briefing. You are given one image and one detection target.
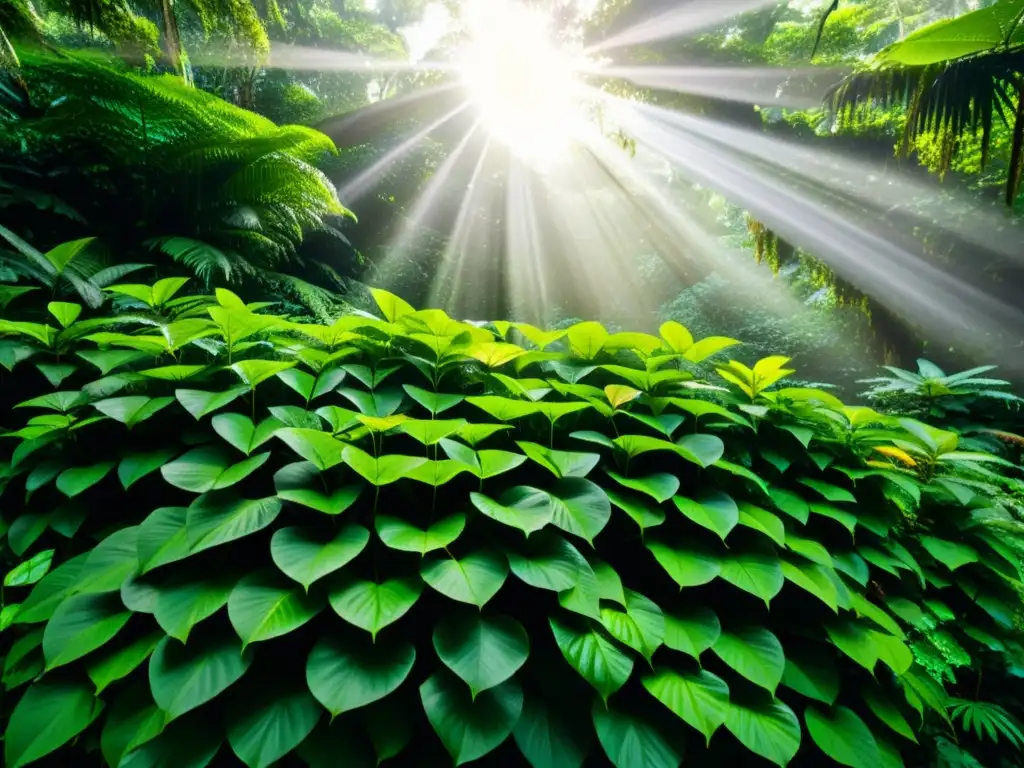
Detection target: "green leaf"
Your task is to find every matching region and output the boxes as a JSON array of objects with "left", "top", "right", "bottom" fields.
[
  {"left": 47, "top": 301, "right": 81, "bottom": 328},
  {"left": 547, "top": 477, "right": 611, "bottom": 544},
  {"left": 516, "top": 441, "right": 599, "bottom": 478},
  {"left": 549, "top": 615, "right": 633, "bottom": 703},
  {"left": 154, "top": 572, "right": 237, "bottom": 642},
  {"left": 230, "top": 359, "right": 296, "bottom": 388},
  {"left": 781, "top": 644, "right": 839, "bottom": 705},
  {"left": 271, "top": 525, "right": 369, "bottom": 591},
  {"left": 663, "top": 605, "right": 720, "bottom": 659},
  {"left": 506, "top": 533, "right": 584, "bottom": 592},
  {"left": 43, "top": 592, "right": 131, "bottom": 670},
  {"left": 137, "top": 506, "right": 190, "bottom": 573},
  {"left": 212, "top": 413, "right": 282, "bottom": 455},
  {"left": 606, "top": 470, "right": 679, "bottom": 503},
  {"left": 161, "top": 447, "right": 269, "bottom": 492},
  {"left": 920, "top": 536, "right": 979, "bottom": 570},
  {"left": 186, "top": 495, "right": 282, "bottom": 554},
  {"left": 421, "top": 551, "right": 508, "bottom": 608},
  {"left": 4, "top": 549, "right": 55, "bottom": 587},
  {"left": 407, "top": 459, "right": 473, "bottom": 486},
  {"left": 769, "top": 487, "right": 810, "bottom": 523},
  {"left": 99, "top": 683, "right": 168, "bottom": 767},
  {"left": 149, "top": 630, "right": 252, "bottom": 720},
  {"left": 275, "top": 428, "right": 345, "bottom": 470},
  {"left": 862, "top": 684, "right": 917, "bottom": 742},
  {"left": 675, "top": 433, "right": 725, "bottom": 467},
  {"left": 805, "top": 704, "right": 881, "bottom": 768},
  {"left": 606, "top": 487, "right": 666, "bottom": 531},
  {"left": 93, "top": 395, "right": 174, "bottom": 427},
  {"left": 342, "top": 444, "right": 427, "bottom": 485},
  {"left": 306, "top": 634, "right": 415, "bottom": 715},
  {"left": 593, "top": 704, "right": 681, "bottom": 768},
  {"left": 329, "top": 576, "right": 423, "bottom": 640},
  {"left": 782, "top": 559, "right": 840, "bottom": 612},
  {"left": 375, "top": 513, "right": 465, "bottom": 554},
  {"left": 119, "top": 449, "right": 178, "bottom": 490},
  {"left": 86, "top": 631, "right": 162, "bottom": 694},
  {"left": 434, "top": 611, "right": 529, "bottom": 696},
  {"left": 725, "top": 696, "right": 802, "bottom": 767},
  {"left": 175, "top": 386, "right": 248, "bottom": 420},
  {"left": 673, "top": 492, "right": 738, "bottom": 541},
  {"left": 466, "top": 395, "right": 541, "bottom": 421},
  {"left": 713, "top": 626, "right": 785, "bottom": 693},
  {"left": 643, "top": 668, "right": 730, "bottom": 744},
  {"left": 56, "top": 460, "right": 116, "bottom": 497},
  {"left": 4, "top": 679, "right": 103, "bottom": 768},
  {"left": 399, "top": 418, "right": 467, "bottom": 446},
  {"left": 470, "top": 487, "right": 553, "bottom": 536},
  {"left": 738, "top": 503, "right": 786, "bottom": 547},
  {"left": 599, "top": 589, "right": 664, "bottom": 660},
  {"left": 77, "top": 349, "right": 148, "bottom": 375},
  {"left": 226, "top": 683, "right": 323, "bottom": 768},
  {"left": 720, "top": 548, "right": 784, "bottom": 606},
  {"left": 8, "top": 513, "right": 49, "bottom": 557},
  {"left": 513, "top": 693, "right": 592, "bottom": 768},
  {"left": 228, "top": 571, "right": 323, "bottom": 648},
  {"left": 421, "top": 672, "right": 523, "bottom": 766},
  {"left": 273, "top": 461, "right": 363, "bottom": 515},
  {"left": 372, "top": 287, "right": 415, "bottom": 321},
  {"left": 140, "top": 364, "right": 208, "bottom": 381},
  {"left": 403, "top": 384, "right": 464, "bottom": 415},
  {"left": 647, "top": 538, "right": 721, "bottom": 588}
]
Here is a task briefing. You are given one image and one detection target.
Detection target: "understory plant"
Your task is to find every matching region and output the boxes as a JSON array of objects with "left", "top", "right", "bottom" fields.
[{"left": 0, "top": 284, "right": 1022, "bottom": 767}]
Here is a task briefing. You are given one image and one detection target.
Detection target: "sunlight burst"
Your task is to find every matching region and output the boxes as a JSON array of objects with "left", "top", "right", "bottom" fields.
[{"left": 458, "top": 0, "right": 583, "bottom": 165}]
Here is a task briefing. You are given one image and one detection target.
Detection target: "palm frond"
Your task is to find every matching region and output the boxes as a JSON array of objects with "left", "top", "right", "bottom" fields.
[
  {"left": 949, "top": 699, "right": 1024, "bottom": 749},
  {"left": 145, "top": 236, "right": 236, "bottom": 284}
]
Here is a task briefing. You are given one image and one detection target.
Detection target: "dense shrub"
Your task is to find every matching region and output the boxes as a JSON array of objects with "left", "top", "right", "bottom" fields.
[{"left": 0, "top": 283, "right": 1022, "bottom": 767}]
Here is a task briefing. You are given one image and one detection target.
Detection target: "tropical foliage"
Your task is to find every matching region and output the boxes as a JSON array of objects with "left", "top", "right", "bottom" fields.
[{"left": 0, "top": 282, "right": 1022, "bottom": 767}]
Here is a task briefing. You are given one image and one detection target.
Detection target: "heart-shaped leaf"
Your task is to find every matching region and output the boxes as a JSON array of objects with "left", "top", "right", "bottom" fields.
[
  {"left": 421, "top": 672, "right": 523, "bottom": 766},
  {"left": 329, "top": 576, "right": 423, "bottom": 640},
  {"left": 421, "top": 551, "right": 508, "bottom": 608},
  {"left": 270, "top": 525, "right": 369, "bottom": 591},
  {"left": 306, "top": 634, "right": 415, "bottom": 716},
  {"left": 434, "top": 611, "right": 529, "bottom": 697}
]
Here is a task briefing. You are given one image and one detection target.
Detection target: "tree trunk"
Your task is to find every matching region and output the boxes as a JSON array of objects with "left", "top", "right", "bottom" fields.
[{"left": 159, "top": 0, "right": 183, "bottom": 75}]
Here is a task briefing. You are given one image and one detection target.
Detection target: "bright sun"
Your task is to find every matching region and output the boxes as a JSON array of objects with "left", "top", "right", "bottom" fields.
[{"left": 458, "top": 0, "right": 583, "bottom": 165}]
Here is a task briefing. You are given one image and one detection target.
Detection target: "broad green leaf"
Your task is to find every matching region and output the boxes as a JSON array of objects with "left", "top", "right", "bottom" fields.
[
  {"left": 920, "top": 536, "right": 979, "bottom": 570},
  {"left": 43, "top": 592, "right": 130, "bottom": 670},
  {"left": 647, "top": 539, "right": 721, "bottom": 588},
  {"left": 769, "top": 487, "right": 810, "bottom": 523},
  {"left": 470, "top": 487, "right": 553, "bottom": 536},
  {"left": 738, "top": 503, "right": 786, "bottom": 547},
  {"left": 137, "top": 506, "right": 190, "bottom": 573},
  {"left": 77, "top": 349, "right": 149, "bottom": 375},
  {"left": 86, "top": 630, "right": 162, "bottom": 694},
  {"left": 599, "top": 589, "right": 665, "bottom": 660},
  {"left": 274, "top": 462, "right": 363, "bottom": 515},
  {"left": 15, "top": 553, "right": 90, "bottom": 624},
  {"left": 15, "top": 390, "right": 84, "bottom": 412},
  {"left": 399, "top": 418, "right": 467, "bottom": 446},
  {"left": 550, "top": 615, "right": 633, "bottom": 702},
  {"left": 153, "top": 572, "right": 237, "bottom": 642},
  {"left": 161, "top": 447, "right": 269, "bottom": 492},
  {"left": 421, "top": 551, "right": 508, "bottom": 607},
  {"left": 606, "top": 470, "right": 679, "bottom": 503},
  {"left": 513, "top": 693, "right": 592, "bottom": 768},
  {"left": 8, "top": 513, "right": 49, "bottom": 557},
  {"left": 406, "top": 459, "right": 472, "bottom": 486},
  {"left": 465, "top": 395, "right": 541, "bottom": 421},
  {"left": 421, "top": 672, "right": 523, "bottom": 766},
  {"left": 306, "top": 634, "right": 415, "bottom": 715},
  {"left": 880, "top": 0, "right": 1024, "bottom": 65},
  {"left": 834, "top": 551, "right": 870, "bottom": 586},
  {"left": 863, "top": 684, "right": 917, "bottom": 742},
  {"left": 403, "top": 384, "right": 464, "bottom": 415},
  {"left": 376, "top": 513, "right": 466, "bottom": 554},
  {"left": 276, "top": 428, "right": 344, "bottom": 470},
  {"left": 149, "top": 630, "right": 252, "bottom": 719},
  {"left": 506, "top": 533, "right": 584, "bottom": 592},
  {"left": 805, "top": 705, "right": 881, "bottom": 768},
  {"left": 516, "top": 441, "right": 599, "bottom": 478},
  {"left": 93, "top": 396, "right": 174, "bottom": 427},
  {"left": 713, "top": 626, "right": 785, "bottom": 693},
  {"left": 212, "top": 413, "right": 282, "bottom": 455},
  {"left": 720, "top": 548, "right": 784, "bottom": 606},
  {"left": 99, "top": 684, "right": 168, "bottom": 766},
  {"left": 56, "top": 460, "right": 116, "bottom": 497},
  {"left": 673, "top": 492, "right": 738, "bottom": 541},
  {"left": 643, "top": 668, "right": 730, "bottom": 744},
  {"left": 47, "top": 300, "right": 81, "bottom": 327},
  {"left": 810, "top": 502, "right": 857, "bottom": 535},
  {"left": 782, "top": 559, "right": 839, "bottom": 612},
  {"left": 592, "top": 704, "right": 681, "bottom": 768},
  {"left": 175, "top": 386, "right": 248, "bottom": 420},
  {"left": 462, "top": 341, "right": 527, "bottom": 367},
  {"left": 725, "top": 696, "right": 802, "bottom": 767},
  {"left": 119, "top": 449, "right": 178, "bottom": 490},
  {"left": 343, "top": 444, "right": 427, "bottom": 485},
  {"left": 271, "top": 525, "right": 369, "bottom": 591},
  {"left": 329, "top": 576, "right": 423, "bottom": 639},
  {"left": 434, "top": 612, "right": 529, "bottom": 696},
  {"left": 663, "top": 605, "right": 720, "bottom": 659},
  {"left": 781, "top": 644, "right": 840, "bottom": 705},
  {"left": 4, "top": 679, "right": 103, "bottom": 768},
  {"left": 4, "top": 549, "right": 55, "bottom": 587},
  {"left": 800, "top": 478, "right": 856, "bottom": 504},
  {"left": 228, "top": 571, "right": 323, "bottom": 648},
  {"left": 547, "top": 477, "right": 611, "bottom": 544},
  {"left": 186, "top": 495, "right": 282, "bottom": 554},
  {"left": 785, "top": 532, "right": 833, "bottom": 567},
  {"left": 675, "top": 433, "right": 725, "bottom": 467},
  {"left": 338, "top": 386, "right": 404, "bottom": 417},
  {"left": 606, "top": 487, "right": 666, "bottom": 531},
  {"left": 139, "top": 365, "right": 208, "bottom": 381},
  {"left": 372, "top": 287, "right": 415, "bottom": 321},
  {"left": 226, "top": 683, "right": 322, "bottom": 768}
]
